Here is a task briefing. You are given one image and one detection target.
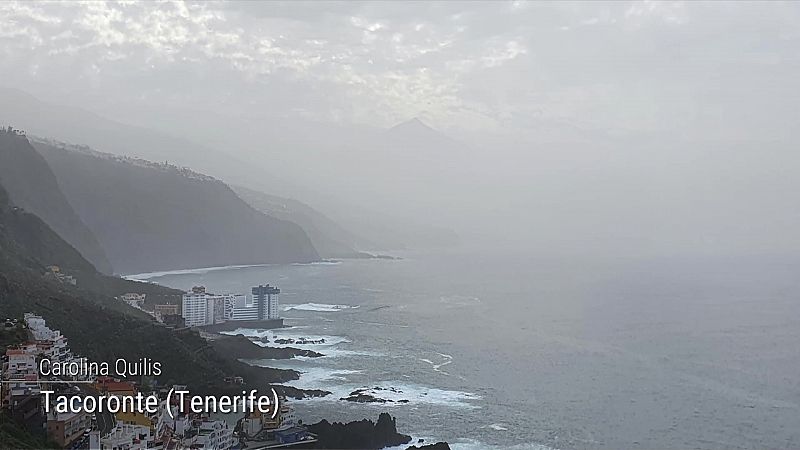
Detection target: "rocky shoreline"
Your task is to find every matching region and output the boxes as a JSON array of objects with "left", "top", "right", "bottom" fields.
[
  {"left": 210, "top": 333, "right": 324, "bottom": 359},
  {"left": 341, "top": 387, "right": 409, "bottom": 404},
  {"left": 211, "top": 331, "right": 452, "bottom": 449}
]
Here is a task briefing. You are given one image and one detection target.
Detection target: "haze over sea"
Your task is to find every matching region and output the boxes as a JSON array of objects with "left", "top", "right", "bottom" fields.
[{"left": 131, "top": 248, "right": 800, "bottom": 450}]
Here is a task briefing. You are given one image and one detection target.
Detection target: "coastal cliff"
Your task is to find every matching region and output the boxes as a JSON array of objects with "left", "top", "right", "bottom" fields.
[
  {"left": 32, "top": 138, "right": 319, "bottom": 274},
  {"left": 0, "top": 129, "right": 112, "bottom": 273}
]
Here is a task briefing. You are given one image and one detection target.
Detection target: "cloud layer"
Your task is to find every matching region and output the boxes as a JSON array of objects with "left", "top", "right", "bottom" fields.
[{"left": 1, "top": 1, "right": 798, "bottom": 140}]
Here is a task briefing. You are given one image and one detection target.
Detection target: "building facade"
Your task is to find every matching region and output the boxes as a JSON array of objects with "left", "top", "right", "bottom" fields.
[
  {"left": 119, "top": 293, "right": 146, "bottom": 308},
  {"left": 182, "top": 285, "right": 281, "bottom": 326},
  {"left": 181, "top": 286, "right": 227, "bottom": 327},
  {"left": 223, "top": 294, "right": 258, "bottom": 321},
  {"left": 252, "top": 284, "right": 281, "bottom": 320},
  {"left": 47, "top": 407, "right": 92, "bottom": 447},
  {"left": 153, "top": 303, "right": 179, "bottom": 322}
]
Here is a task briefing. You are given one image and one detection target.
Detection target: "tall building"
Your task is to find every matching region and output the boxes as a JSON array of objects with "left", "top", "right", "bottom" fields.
[
  {"left": 252, "top": 284, "right": 281, "bottom": 320},
  {"left": 181, "top": 286, "right": 227, "bottom": 327}
]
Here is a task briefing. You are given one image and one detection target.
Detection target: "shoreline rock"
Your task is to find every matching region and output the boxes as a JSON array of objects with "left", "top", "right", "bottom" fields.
[
  {"left": 308, "top": 412, "right": 411, "bottom": 449},
  {"left": 406, "top": 443, "right": 452, "bottom": 450},
  {"left": 210, "top": 333, "right": 324, "bottom": 359},
  {"left": 273, "top": 384, "right": 331, "bottom": 400},
  {"left": 340, "top": 387, "right": 409, "bottom": 404}
]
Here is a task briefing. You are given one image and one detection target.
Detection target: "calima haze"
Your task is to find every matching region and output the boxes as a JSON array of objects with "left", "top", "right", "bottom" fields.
[{"left": 0, "top": 2, "right": 798, "bottom": 450}]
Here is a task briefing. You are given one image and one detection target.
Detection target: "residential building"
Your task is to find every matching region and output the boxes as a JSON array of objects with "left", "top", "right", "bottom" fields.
[
  {"left": 120, "top": 293, "right": 146, "bottom": 308},
  {"left": 21, "top": 315, "right": 74, "bottom": 377},
  {"left": 89, "top": 423, "right": 153, "bottom": 450},
  {"left": 183, "top": 419, "right": 236, "bottom": 450},
  {"left": 252, "top": 284, "right": 281, "bottom": 320},
  {"left": 153, "top": 304, "right": 179, "bottom": 322},
  {"left": 43, "top": 265, "right": 77, "bottom": 286},
  {"left": 3, "top": 349, "right": 40, "bottom": 409},
  {"left": 93, "top": 377, "right": 136, "bottom": 397},
  {"left": 181, "top": 286, "right": 226, "bottom": 327},
  {"left": 46, "top": 402, "right": 92, "bottom": 447},
  {"left": 223, "top": 294, "right": 258, "bottom": 321}
]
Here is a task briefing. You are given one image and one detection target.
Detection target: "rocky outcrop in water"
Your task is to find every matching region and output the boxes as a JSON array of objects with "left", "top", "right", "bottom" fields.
[
  {"left": 340, "top": 386, "right": 409, "bottom": 404},
  {"left": 210, "top": 334, "right": 324, "bottom": 360},
  {"left": 406, "top": 443, "right": 451, "bottom": 450}
]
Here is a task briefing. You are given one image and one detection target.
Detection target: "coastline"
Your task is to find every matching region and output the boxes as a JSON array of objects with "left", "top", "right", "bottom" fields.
[
  {"left": 131, "top": 261, "right": 456, "bottom": 449},
  {"left": 199, "top": 318, "right": 285, "bottom": 333}
]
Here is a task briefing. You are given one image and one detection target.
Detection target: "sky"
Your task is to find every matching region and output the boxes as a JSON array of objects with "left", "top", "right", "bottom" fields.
[
  {"left": 1, "top": 1, "right": 800, "bottom": 256},
  {"left": 1, "top": 1, "right": 798, "bottom": 141}
]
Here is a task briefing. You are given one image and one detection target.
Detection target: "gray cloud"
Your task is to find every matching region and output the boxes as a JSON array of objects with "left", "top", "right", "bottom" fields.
[{"left": 1, "top": 1, "right": 796, "bottom": 139}]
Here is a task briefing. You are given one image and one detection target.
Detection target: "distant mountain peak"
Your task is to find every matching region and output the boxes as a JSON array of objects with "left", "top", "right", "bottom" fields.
[
  {"left": 383, "top": 117, "right": 464, "bottom": 152},
  {"left": 389, "top": 117, "right": 436, "bottom": 133}
]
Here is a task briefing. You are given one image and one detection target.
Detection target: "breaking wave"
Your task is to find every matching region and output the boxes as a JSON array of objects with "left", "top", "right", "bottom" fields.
[{"left": 283, "top": 303, "right": 360, "bottom": 312}]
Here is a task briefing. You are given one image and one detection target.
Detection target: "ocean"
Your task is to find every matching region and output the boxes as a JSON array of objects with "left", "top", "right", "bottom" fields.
[{"left": 130, "top": 248, "right": 800, "bottom": 449}]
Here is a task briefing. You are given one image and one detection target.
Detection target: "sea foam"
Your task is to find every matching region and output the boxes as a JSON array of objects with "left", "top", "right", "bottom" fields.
[{"left": 283, "top": 303, "right": 360, "bottom": 312}]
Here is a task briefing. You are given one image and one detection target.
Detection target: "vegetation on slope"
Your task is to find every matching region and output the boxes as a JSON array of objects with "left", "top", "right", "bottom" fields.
[{"left": 0, "top": 181, "right": 297, "bottom": 394}]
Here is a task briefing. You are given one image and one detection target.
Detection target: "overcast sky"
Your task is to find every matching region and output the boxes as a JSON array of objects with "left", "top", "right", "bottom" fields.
[
  {"left": 2, "top": 1, "right": 800, "bottom": 255},
  {"left": 2, "top": 1, "right": 798, "bottom": 142}
]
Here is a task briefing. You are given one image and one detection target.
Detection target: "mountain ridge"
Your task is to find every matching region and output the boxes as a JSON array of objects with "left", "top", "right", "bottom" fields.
[
  {"left": 0, "top": 129, "right": 113, "bottom": 274},
  {"left": 31, "top": 137, "right": 320, "bottom": 274}
]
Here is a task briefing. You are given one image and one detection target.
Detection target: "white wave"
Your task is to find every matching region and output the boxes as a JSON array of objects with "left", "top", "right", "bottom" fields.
[
  {"left": 420, "top": 353, "right": 453, "bottom": 375},
  {"left": 450, "top": 439, "right": 557, "bottom": 450},
  {"left": 286, "top": 379, "right": 481, "bottom": 409},
  {"left": 487, "top": 423, "right": 508, "bottom": 431},
  {"left": 258, "top": 366, "right": 363, "bottom": 390},
  {"left": 123, "top": 263, "right": 274, "bottom": 280},
  {"left": 382, "top": 437, "right": 436, "bottom": 450},
  {"left": 291, "top": 260, "right": 342, "bottom": 266},
  {"left": 224, "top": 329, "right": 350, "bottom": 347},
  {"left": 283, "top": 303, "right": 360, "bottom": 312},
  {"left": 352, "top": 320, "right": 410, "bottom": 328},
  {"left": 439, "top": 295, "right": 481, "bottom": 306},
  {"left": 388, "top": 437, "right": 557, "bottom": 450}
]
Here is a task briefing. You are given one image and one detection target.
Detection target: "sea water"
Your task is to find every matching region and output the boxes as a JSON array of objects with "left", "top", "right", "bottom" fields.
[{"left": 131, "top": 248, "right": 800, "bottom": 449}]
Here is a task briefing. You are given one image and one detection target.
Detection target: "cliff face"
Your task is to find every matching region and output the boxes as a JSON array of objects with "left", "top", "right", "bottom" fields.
[
  {"left": 33, "top": 139, "right": 319, "bottom": 274},
  {"left": 233, "top": 185, "right": 371, "bottom": 258},
  {"left": 0, "top": 130, "right": 113, "bottom": 273}
]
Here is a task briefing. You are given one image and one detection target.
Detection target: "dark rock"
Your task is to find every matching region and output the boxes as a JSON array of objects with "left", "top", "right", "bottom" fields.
[
  {"left": 406, "top": 443, "right": 451, "bottom": 450},
  {"left": 308, "top": 413, "right": 411, "bottom": 449},
  {"left": 340, "top": 387, "right": 409, "bottom": 404},
  {"left": 210, "top": 334, "right": 324, "bottom": 360},
  {"left": 274, "top": 385, "right": 330, "bottom": 400}
]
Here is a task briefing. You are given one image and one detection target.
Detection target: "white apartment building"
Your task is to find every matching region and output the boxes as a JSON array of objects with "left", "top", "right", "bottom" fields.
[
  {"left": 252, "top": 284, "right": 281, "bottom": 320},
  {"left": 223, "top": 294, "right": 259, "bottom": 321},
  {"left": 3, "top": 349, "right": 40, "bottom": 402},
  {"left": 182, "top": 286, "right": 227, "bottom": 327},
  {"left": 184, "top": 420, "right": 236, "bottom": 450},
  {"left": 89, "top": 423, "right": 153, "bottom": 450},
  {"left": 24, "top": 314, "right": 72, "bottom": 363},
  {"left": 182, "top": 285, "right": 281, "bottom": 326}
]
